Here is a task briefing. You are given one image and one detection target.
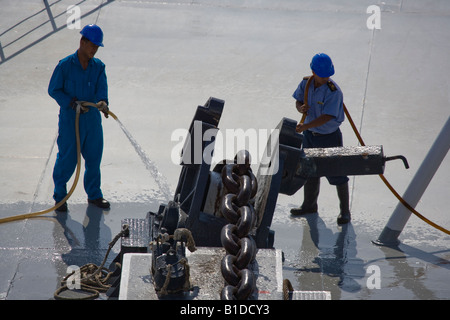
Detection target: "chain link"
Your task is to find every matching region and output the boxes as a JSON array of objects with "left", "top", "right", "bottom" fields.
[{"left": 219, "top": 150, "right": 258, "bottom": 300}]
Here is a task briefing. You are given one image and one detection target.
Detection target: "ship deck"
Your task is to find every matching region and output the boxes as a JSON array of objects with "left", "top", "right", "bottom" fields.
[{"left": 0, "top": 0, "right": 449, "bottom": 301}]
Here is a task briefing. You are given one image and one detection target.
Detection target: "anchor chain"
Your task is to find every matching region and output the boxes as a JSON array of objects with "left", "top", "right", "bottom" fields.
[{"left": 219, "top": 150, "right": 258, "bottom": 300}]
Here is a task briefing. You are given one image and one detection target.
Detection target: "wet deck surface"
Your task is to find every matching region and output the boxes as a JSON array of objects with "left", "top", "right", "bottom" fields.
[{"left": 1, "top": 0, "right": 449, "bottom": 300}]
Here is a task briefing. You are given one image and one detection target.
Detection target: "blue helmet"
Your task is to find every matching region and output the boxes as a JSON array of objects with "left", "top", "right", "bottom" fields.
[
  {"left": 80, "top": 24, "right": 104, "bottom": 47},
  {"left": 310, "top": 53, "right": 334, "bottom": 77}
]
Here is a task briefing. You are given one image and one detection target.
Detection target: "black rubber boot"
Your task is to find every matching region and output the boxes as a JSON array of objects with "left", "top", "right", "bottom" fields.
[
  {"left": 88, "top": 197, "right": 110, "bottom": 209},
  {"left": 290, "top": 178, "right": 320, "bottom": 216},
  {"left": 55, "top": 201, "right": 68, "bottom": 212},
  {"left": 336, "top": 182, "right": 351, "bottom": 224}
]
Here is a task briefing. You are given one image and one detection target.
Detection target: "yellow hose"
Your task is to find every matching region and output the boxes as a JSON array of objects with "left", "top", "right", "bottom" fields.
[
  {"left": 0, "top": 102, "right": 115, "bottom": 224},
  {"left": 0, "top": 109, "right": 82, "bottom": 224},
  {"left": 295, "top": 77, "right": 448, "bottom": 235},
  {"left": 299, "top": 75, "right": 313, "bottom": 126},
  {"left": 343, "top": 103, "right": 450, "bottom": 236},
  {"left": 82, "top": 101, "right": 118, "bottom": 120},
  {"left": 2, "top": 98, "right": 448, "bottom": 237}
]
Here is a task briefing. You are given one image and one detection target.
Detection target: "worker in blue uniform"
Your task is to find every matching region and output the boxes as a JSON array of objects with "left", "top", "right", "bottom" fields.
[
  {"left": 291, "top": 53, "right": 351, "bottom": 224},
  {"left": 48, "top": 24, "right": 110, "bottom": 212}
]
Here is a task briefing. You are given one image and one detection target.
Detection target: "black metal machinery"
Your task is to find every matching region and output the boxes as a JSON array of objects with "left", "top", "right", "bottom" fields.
[{"left": 106, "top": 97, "right": 408, "bottom": 299}]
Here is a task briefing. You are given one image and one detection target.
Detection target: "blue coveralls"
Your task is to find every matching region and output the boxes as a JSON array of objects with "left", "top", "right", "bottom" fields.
[
  {"left": 292, "top": 77, "right": 349, "bottom": 186},
  {"left": 48, "top": 51, "right": 108, "bottom": 203}
]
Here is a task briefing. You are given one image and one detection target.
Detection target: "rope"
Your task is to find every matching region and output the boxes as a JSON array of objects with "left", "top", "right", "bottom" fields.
[
  {"left": 54, "top": 224, "right": 129, "bottom": 300},
  {"left": 0, "top": 102, "right": 116, "bottom": 224},
  {"left": 343, "top": 103, "right": 450, "bottom": 236},
  {"left": 173, "top": 228, "right": 197, "bottom": 253},
  {"left": 282, "top": 279, "right": 294, "bottom": 300}
]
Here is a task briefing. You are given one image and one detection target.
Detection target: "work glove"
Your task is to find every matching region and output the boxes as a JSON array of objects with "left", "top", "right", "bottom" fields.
[
  {"left": 69, "top": 97, "right": 88, "bottom": 114},
  {"left": 97, "top": 100, "right": 109, "bottom": 118}
]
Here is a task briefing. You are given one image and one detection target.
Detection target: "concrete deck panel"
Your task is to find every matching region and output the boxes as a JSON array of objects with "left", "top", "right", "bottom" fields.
[{"left": 0, "top": 0, "right": 448, "bottom": 300}]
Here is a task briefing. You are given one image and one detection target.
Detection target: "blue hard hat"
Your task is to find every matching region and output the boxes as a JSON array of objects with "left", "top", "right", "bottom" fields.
[
  {"left": 80, "top": 24, "right": 104, "bottom": 47},
  {"left": 310, "top": 53, "right": 334, "bottom": 77}
]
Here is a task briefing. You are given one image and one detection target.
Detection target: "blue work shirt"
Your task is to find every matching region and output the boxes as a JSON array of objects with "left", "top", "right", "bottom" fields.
[
  {"left": 292, "top": 77, "right": 344, "bottom": 135},
  {"left": 48, "top": 51, "right": 108, "bottom": 110}
]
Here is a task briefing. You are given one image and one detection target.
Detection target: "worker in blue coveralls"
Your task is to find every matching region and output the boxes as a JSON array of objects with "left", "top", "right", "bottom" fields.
[
  {"left": 48, "top": 24, "right": 110, "bottom": 212},
  {"left": 290, "top": 53, "right": 351, "bottom": 224}
]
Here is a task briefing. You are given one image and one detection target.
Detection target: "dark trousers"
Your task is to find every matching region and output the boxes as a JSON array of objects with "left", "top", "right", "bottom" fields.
[{"left": 53, "top": 108, "right": 104, "bottom": 202}]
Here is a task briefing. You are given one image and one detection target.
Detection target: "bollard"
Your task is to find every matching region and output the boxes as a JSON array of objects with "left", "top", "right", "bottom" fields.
[{"left": 374, "top": 116, "right": 450, "bottom": 246}]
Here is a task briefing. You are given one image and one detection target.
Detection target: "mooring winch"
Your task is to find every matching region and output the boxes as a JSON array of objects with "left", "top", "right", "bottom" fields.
[{"left": 106, "top": 97, "right": 408, "bottom": 300}]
